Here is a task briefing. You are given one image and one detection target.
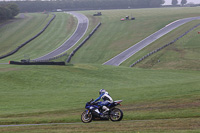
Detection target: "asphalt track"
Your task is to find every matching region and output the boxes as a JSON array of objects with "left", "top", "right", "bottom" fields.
[
  {"left": 103, "top": 16, "right": 200, "bottom": 66},
  {"left": 32, "top": 12, "right": 89, "bottom": 61}
]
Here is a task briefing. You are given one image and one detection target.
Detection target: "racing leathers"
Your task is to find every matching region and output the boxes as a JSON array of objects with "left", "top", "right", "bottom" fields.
[{"left": 94, "top": 91, "right": 113, "bottom": 113}]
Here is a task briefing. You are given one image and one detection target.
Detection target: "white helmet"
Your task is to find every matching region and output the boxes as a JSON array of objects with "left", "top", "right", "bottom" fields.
[{"left": 99, "top": 89, "right": 106, "bottom": 95}]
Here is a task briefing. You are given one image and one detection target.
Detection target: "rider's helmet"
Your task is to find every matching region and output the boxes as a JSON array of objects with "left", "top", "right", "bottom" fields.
[{"left": 99, "top": 89, "right": 106, "bottom": 95}]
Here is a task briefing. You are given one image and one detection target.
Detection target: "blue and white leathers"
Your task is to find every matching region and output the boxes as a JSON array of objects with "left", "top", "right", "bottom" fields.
[{"left": 94, "top": 92, "right": 113, "bottom": 106}]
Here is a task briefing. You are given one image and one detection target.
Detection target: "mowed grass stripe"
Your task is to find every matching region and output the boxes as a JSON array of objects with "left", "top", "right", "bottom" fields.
[
  {"left": 0, "top": 13, "right": 77, "bottom": 63},
  {"left": 0, "top": 13, "right": 50, "bottom": 56}
]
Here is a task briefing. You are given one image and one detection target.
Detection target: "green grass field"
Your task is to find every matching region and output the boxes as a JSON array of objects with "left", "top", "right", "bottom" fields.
[
  {"left": 0, "top": 64, "right": 200, "bottom": 132},
  {"left": 122, "top": 20, "right": 200, "bottom": 69},
  {"left": 70, "top": 7, "right": 200, "bottom": 67},
  {"left": 0, "top": 13, "right": 52, "bottom": 57},
  {"left": 127, "top": 20, "right": 200, "bottom": 70},
  {"left": 1, "top": 7, "right": 200, "bottom": 132},
  {"left": 0, "top": 12, "right": 77, "bottom": 63}
]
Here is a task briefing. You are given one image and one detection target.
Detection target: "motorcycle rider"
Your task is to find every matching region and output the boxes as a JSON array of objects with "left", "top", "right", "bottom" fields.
[{"left": 92, "top": 89, "right": 113, "bottom": 115}]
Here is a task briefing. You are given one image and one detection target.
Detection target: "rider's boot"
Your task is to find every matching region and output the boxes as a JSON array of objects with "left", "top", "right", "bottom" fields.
[
  {"left": 94, "top": 109, "right": 103, "bottom": 117},
  {"left": 102, "top": 106, "right": 109, "bottom": 113}
]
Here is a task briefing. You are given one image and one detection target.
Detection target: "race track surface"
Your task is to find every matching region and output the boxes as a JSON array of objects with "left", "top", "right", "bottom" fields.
[
  {"left": 103, "top": 16, "right": 200, "bottom": 66},
  {"left": 32, "top": 12, "right": 89, "bottom": 61}
]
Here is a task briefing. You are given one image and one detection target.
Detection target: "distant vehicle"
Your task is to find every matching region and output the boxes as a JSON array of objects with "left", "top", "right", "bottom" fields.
[
  {"left": 131, "top": 17, "right": 135, "bottom": 20},
  {"left": 56, "top": 9, "right": 62, "bottom": 12},
  {"left": 81, "top": 99, "right": 123, "bottom": 123},
  {"left": 93, "top": 12, "right": 102, "bottom": 16}
]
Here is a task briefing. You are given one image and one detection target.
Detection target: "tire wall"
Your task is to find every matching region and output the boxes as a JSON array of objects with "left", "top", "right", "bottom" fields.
[{"left": 9, "top": 61, "right": 65, "bottom": 65}]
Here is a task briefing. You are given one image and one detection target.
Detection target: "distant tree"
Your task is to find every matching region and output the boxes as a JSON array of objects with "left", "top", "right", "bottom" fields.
[
  {"left": 161, "top": 0, "right": 165, "bottom": 5},
  {"left": 0, "top": 3, "right": 19, "bottom": 21},
  {"left": 181, "top": 0, "right": 187, "bottom": 6},
  {"left": 0, "top": 0, "right": 166, "bottom": 12},
  {"left": 149, "top": 0, "right": 165, "bottom": 7},
  {"left": 172, "top": 0, "right": 178, "bottom": 5},
  {"left": 6, "top": 3, "right": 20, "bottom": 18},
  {"left": 0, "top": 6, "right": 12, "bottom": 20}
]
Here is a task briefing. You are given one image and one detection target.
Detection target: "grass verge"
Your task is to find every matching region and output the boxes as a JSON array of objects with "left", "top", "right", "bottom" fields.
[
  {"left": 0, "top": 64, "right": 200, "bottom": 125},
  {"left": 0, "top": 118, "right": 200, "bottom": 132}
]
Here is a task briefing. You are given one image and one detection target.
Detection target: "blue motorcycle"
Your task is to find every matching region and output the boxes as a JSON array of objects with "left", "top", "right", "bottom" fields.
[{"left": 81, "top": 99, "right": 123, "bottom": 123}]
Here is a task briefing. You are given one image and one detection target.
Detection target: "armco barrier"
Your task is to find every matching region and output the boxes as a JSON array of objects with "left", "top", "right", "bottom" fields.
[
  {"left": 0, "top": 14, "right": 56, "bottom": 60},
  {"left": 32, "top": 52, "right": 68, "bottom": 62},
  {"left": 9, "top": 61, "right": 65, "bottom": 65},
  {"left": 66, "top": 23, "right": 101, "bottom": 63},
  {"left": 130, "top": 23, "right": 200, "bottom": 67}
]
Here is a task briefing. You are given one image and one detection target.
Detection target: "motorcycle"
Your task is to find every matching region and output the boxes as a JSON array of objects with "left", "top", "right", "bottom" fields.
[{"left": 81, "top": 99, "right": 123, "bottom": 123}]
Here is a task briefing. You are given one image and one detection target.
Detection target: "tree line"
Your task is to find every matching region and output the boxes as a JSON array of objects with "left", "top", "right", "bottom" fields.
[
  {"left": 172, "top": 0, "right": 187, "bottom": 6},
  {"left": 0, "top": 0, "right": 165, "bottom": 12},
  {"left": 0, "top": 3, "right": 19, "bottom": 21}
]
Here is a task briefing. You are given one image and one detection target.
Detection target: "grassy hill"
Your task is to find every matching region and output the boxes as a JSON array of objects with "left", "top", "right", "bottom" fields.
[
  {"left": 126, "top": 20, "right": 200, "bottom": 70},
  {"left": 0, "top": 12, "right": 77, "bottom": 63},
  {"left": 0, "top": 64, "right": 200, "bottom": 132},
  {"left": 0, "top": 13, "right": 52, "bottom": 57},
  {"left": 70, "top": 7, "right": 200, "bottom": 69},
  {"left": 0, "top": 7, "right": 200, "bottom": 132}
]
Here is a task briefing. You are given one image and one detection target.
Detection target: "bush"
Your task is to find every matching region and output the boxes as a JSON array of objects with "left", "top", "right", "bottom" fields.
[{"left": 0, "top": 3, "right": 19, "bottom": 21}]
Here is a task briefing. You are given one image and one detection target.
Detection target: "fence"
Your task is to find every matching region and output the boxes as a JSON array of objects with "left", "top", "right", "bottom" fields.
[
  {"left": 0, "top": 14, "right": 56, "bottom": 60},
  {"left": 66, "top": 22, "right": 101, "bottom": 63},
  {"left": 130, "top": 23, "right": 200, "bottom": 67}
]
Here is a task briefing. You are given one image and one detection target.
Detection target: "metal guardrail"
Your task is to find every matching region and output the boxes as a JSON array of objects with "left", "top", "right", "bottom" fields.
[
  {"left": 0, "top": 14, "right": 56, "bottom": 60},
  {"left": 66, "top": 22, "right": 101, "bottom": 63},
  {"left": 130, "top": 23, "right": 200, "bottom": 67},
  {"left": 32, "top": 52, "right": 68, "bottom": 62}
]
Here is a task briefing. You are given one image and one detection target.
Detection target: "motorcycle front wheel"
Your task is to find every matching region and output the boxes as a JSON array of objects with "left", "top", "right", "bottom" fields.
[
  {"left": 109, "top": 108, "right": 123, "bottom": 122},
  {"left": 81, "top": 110, "right": 93, "bottom": 123}
]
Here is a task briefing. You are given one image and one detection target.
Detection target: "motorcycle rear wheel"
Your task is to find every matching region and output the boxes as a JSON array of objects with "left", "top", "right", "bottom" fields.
[
  {"left": 109, "top": 108, "right": 123, "bottom": 122},
  {"left": 81, "top": 110, "right": 93, "bottom": 123}
]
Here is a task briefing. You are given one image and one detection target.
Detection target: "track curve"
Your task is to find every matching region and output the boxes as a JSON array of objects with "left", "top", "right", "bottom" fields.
[
  {"left": 103, "top": 16, "right": 200, "bottom": 66},
  {"left": 32, "top": 12, "right": 89, "bottom": 61}
]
